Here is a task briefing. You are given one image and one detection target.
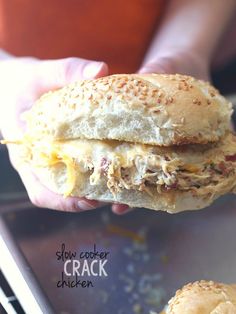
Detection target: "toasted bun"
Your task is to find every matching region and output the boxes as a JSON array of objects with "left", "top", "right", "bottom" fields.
[
  {"left": 24, "top": 74, "right": 232, "bottom": 146},
  {"left": 166, "top": 280, "right": 236, "bottom": 313}
]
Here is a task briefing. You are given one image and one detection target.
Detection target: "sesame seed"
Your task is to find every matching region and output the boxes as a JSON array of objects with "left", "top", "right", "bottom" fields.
[
  {"left": 139, "top": 96, "right": 145, "bottom": 100},
  {"left": 117, "top": 82, "right": 126, "bottom": 88}
]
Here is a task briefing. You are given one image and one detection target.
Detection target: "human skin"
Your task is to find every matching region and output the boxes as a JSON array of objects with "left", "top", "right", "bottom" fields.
[
  {"left": 0, "top": 55, "right": 110, "bottom": 212},
  {"left": 139, "top": 0, "right": 236, "bottom": 79},
  {"left": 0, "top": 0, "right": 236, "bottom": 214},
  {"left": 114, "top": 0, "right": 236, "bottom": 214}
]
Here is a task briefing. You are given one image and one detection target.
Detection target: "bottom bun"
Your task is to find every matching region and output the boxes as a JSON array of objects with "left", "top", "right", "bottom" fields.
[{"left": 32, "top": 162, "right": 228, "bottom": 213}]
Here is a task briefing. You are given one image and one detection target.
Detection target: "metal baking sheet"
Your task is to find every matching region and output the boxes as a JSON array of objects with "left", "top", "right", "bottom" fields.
[{"left": 1, "top": 195, "right": 236, "bottom": 314}]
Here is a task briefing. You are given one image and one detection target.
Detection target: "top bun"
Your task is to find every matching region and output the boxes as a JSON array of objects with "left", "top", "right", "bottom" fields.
[
  {"left": 166, "top": 280, "right": 236, "bottom": 313},
  {"left": 24, "top": 74, "right": 232, "bottom": 146}
]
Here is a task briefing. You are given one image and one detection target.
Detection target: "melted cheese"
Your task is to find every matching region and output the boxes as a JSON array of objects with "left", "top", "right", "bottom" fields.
[
  {"left": 32, "top": 149, "right": 76, "bottom": 196},
  {"left": 26, "top": 139, "right": 156, "bottom": 196}
]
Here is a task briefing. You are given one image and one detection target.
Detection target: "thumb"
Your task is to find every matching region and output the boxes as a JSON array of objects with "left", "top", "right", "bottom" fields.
[
  {"left": 37, "top": 57, "right": 108, "bottom": 92},
  {"left": 138, "top": 58, "right": 175, "bottom": 75}
]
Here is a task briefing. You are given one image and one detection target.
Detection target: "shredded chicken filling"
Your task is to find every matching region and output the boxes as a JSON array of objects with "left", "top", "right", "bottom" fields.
[
  {"left": 17, "top": 134, "right": 236, "bottom": 197},
  {"left": 89, "top": 155, "right": 236, "bottom": 195},
  {"left": 29, "top": 148, "right": 236, "bottom": 197}
]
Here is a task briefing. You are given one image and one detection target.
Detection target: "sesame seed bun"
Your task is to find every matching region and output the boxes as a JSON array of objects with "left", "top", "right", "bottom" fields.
[
  {"left": 165, "top": 280, "right": 236, "bottom": 313},
  {"left": 23, "top": 74, "right": 232, "bottom": 146}
]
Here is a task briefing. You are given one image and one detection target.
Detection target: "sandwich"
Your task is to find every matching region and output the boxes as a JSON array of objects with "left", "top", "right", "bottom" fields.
[
  {"left": 4, "top": 74, "right": 236, "bottom": 213},
  {"left": 162, "top": 280, "right": 236, "bottom": 313}
]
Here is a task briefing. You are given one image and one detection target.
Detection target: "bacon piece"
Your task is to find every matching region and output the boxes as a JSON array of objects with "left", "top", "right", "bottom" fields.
[
  {"left": 225, "top": 154, "right": 236, "bottom": 162},
  {"left": 218, "top": 162, "right": 231, "bottom": 175},
  {"left": 165, "top": 181, "right": 178, "bottom": 190}
]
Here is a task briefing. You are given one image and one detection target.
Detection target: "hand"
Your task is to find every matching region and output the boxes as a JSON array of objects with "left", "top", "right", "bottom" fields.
[
  {"left": 116, "top": 51, "right": 211, "bottom": 215},
  {"left": 0, "top": 56, "right": 113, "bottom": 212},
  {"left": 139, "top": 50, "right": 210, "bottom": 81}
]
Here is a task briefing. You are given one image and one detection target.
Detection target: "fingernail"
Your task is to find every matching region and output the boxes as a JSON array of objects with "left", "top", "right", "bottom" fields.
[
  {"left": 83, "top": 62, "right": 103, "bottom": 79},
  {"left": 112, "top": 204, "right": 131, "bottom": 215},
  {"left": 77, "top": 200, "right": 95, "bottom": 211}
]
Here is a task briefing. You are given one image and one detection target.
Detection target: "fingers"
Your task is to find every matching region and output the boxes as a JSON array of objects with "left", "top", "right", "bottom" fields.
[
  {"left": 37, "top": 57, "right": 109, "bottom": 93},
  {"left": 139, "top": 54, "right": 209, "bottom": 81},
  {"left": 139, "top": 57, "right": 177, "bottom": 75},
  {"left": 11, "top": 57, "right": 109, "bottom": 211},
  {"left": 77, "top": 199, "right": 106, "bottom": 211},
  {"left": 111, "top": 203, "right": 132, "bottom": 215},
  {"left": 16, "top": 164, "right": 105, "bottom": 212}
]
